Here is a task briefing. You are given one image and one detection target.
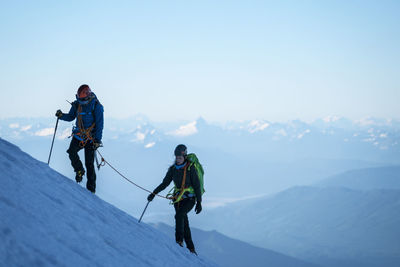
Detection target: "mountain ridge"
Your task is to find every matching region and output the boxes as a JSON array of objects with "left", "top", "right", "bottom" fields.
[
  {"left": 190, "top": 185, "right": 400, "bottom": 267},
  {"left": 316, "top": 165, "right": 400, "bottom": 190}
]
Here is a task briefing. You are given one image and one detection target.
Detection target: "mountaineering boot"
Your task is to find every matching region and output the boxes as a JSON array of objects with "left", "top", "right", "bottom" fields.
[
  {"left": 75, "top": 169, "right": 85, "bottom": 183},
  {"left": 189, "top": 248, "right": 198, "bottom": 256},
  {"left": 176, "top": 240, "right": 183, "bottom": 247}
]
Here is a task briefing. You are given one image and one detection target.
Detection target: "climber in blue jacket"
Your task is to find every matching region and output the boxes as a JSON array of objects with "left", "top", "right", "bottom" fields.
[{"left": 56, "top": 84, "right": 104, "bottom": 193}]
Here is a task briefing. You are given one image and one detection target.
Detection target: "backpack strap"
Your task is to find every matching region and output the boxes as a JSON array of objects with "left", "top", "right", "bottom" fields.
[
  {"left": 177, "top": 164, "right": 188, "bottom": 198},
  {"left": 166, "top": 163, "right": 190, "bottom": 204},
  {"left": 176, "top": 164, "right": 188, "bottom": 207}
]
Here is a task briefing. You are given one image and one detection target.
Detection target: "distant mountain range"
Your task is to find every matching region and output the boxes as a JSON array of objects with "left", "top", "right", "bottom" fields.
[
  {"left": 151, "top": 222, "right": 319, "bottom": 267},
  {"left": 1, "top": 116, "right": 399, "bottom": 164},
  {"left": 187, "top": 166, "right": 400, "bottom": 267},
  {"left": 1, "top": 116, "right": 399, "bottom": 220},
  {"left": 316, "top": 165, "right": 400, "bottom": 190}
]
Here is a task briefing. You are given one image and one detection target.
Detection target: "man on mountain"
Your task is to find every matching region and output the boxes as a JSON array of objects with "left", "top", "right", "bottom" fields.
[{"left": 55, "top": 84, "right": 104, "bottom": 193}]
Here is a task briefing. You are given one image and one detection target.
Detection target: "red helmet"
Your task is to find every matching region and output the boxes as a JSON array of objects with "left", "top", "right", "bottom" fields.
[{"left": 77, "top": 84, "right": 92, "bottom": 99}]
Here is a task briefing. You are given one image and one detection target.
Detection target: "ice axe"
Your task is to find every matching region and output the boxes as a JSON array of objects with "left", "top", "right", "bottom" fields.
[{"left": 47, "top": 118, "right": 59, "bottom": 165}]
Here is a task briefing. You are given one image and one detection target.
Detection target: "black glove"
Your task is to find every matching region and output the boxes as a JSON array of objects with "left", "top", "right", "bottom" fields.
[
  {"left": 93, "top": 140, "right": 103, "bottom": 150},
  {"left": 195, "top": 201, "right": 202, "bottom": 214},
  {"left": 147, "top": 193, "right": 155, "bottom": 202},
  {"left": 55, "top": 110, "right": 63, "bottom": 118}
]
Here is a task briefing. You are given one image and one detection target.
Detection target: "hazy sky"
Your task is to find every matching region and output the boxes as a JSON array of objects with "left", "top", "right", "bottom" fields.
[{"left": 0, "top": 0, "right": 399, "bottom": 122}]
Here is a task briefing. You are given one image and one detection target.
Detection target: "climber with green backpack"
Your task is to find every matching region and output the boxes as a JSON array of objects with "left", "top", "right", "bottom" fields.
[{"left": 147, "top": 144, "right": 204, "bottom": 255}]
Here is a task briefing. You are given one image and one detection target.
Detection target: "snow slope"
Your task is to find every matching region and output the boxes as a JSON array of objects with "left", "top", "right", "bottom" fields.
[{"left": 0, "top": 138, "right": 215, "bottom": 267}]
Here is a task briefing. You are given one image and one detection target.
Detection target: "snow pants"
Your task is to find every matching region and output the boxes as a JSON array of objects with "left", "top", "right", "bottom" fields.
[
  {"left": 174, "top": 197, "right": 196, "bottom": 250},
  {"left": 67, "top": 137, "right": 97, "bottom": 193}
]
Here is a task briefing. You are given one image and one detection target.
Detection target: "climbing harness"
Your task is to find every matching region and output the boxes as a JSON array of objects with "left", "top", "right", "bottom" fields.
[
  {"left": 74, "top": 104, "right": 96, "bottom": 148},
  {"left": 166, "top": 163, "right": 191, "bottom": 204}
]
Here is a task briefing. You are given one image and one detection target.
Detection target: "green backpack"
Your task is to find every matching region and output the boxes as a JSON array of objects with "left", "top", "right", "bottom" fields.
[
  {"left": 187, "top": 153, "right": 205, "bottom": 195},
  {"left": 167, "top": 153, "right": 205, "bottom": 203}
]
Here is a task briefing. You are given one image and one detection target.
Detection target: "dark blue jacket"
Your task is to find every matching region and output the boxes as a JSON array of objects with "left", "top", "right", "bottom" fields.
[{"left": 60, "top": 94, "right": 104, "bottom": 142}]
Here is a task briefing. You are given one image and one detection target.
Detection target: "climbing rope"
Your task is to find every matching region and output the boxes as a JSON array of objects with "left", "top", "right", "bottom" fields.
[{"left": 95, "top": 150, "right": 169, "bottom": 200}]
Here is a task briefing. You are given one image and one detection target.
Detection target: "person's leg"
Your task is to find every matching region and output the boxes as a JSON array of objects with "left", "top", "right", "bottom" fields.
[
  {"left": 174, "top": 198, "right": 195, "bottom": 245},
  {"left": 174, "top": 202, "right": 184, "bottom": 244},
  {"left": 84, "top": 143, "right": 96, "bottom": 193},
  {"left": 67, "top": 138, "right": 84, "bottom": 177},
  {"left": 183, "top": 213, "right": 195, "bottom": 251}
]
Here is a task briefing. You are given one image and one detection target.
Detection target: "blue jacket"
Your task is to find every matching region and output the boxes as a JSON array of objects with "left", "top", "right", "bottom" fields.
[{"left": 60, "top": 94, "right": 104, "bottom": 142}]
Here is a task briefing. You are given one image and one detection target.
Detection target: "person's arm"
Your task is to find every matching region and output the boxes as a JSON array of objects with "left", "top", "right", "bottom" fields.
[
  {"left": 190, "top": 167, "right": 202, "bottom": 203},
  {"left": 148, "top": 167, "right": 174, "bottom": 201},
  {"left": 60, "top": 103, "right": 77, "bottom": 122},
  {"left": 94, "top": 103, "right": 104, "bottom": 142},
  {"left": 153, "top": 167, "right": 173, "bottom": 194}
]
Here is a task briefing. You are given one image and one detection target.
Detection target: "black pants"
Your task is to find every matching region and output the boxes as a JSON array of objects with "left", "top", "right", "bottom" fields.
[
  {"left": 174, "top": 197, "right": 196, "bottom": 250},
  {"left": 67, "top": 137, "right": 96, "bottom": 193}
]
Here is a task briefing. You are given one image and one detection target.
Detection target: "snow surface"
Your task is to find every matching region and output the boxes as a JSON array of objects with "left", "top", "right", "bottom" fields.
[{"left": 0, "top": 138, "right": 216, "bottom": 267}]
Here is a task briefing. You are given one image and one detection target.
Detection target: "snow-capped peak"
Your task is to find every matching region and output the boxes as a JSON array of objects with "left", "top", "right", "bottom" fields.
[
  {"left": 323, "top": 115, "right": 342, "bottom": 123},
  {"left": 248, "top": 120, "right": 270, "bottom": 133},
  {"left": 168, "top": 121, "right": 198, "bottom": 137}
]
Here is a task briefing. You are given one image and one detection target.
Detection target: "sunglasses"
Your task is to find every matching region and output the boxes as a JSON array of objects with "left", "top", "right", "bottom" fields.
[{"left": 76, "top": 94, "right": 91, "bottom": 101}]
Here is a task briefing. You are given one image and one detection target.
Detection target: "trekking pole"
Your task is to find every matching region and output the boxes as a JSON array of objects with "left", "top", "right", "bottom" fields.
[
  {"left": 138, "top": 201, "right": 150, "bottom": 223},
  {"left": 47, "top": 118, "right": 59, "bottom": 165}
]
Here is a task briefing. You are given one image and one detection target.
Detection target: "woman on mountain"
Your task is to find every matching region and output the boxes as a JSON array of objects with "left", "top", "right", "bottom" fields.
[{"left": 147, "top": 144, "right": 202, "bottom": 255}]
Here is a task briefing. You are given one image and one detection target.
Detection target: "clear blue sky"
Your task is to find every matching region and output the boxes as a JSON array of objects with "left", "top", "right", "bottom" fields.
[{"left": 0, "top": 0, "right": 399, "bottom": 122}]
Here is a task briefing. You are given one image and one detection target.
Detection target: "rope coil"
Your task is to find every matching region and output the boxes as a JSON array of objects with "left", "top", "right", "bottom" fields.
[{"left": 95, "top": 150, "right": 169, "bottom": 199}]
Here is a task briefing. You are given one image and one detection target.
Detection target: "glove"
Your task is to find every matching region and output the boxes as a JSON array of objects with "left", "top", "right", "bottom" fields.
[
  {"left": 195, "top": 201, "right": 202, "bottom": 214},
  {"left": 55, "top": 110, "right": 63, "bottom": 118},
  {"left": 93, "top": 140, "right": 103, "bottom": 150},
  {"left": 147, "top": 193, "right": 155, "bottom": 202}
]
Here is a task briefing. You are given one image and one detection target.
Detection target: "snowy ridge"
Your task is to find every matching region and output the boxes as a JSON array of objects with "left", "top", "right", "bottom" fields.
[{"left": 0, "top": 138, "right": 215, "bottom": 267}]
